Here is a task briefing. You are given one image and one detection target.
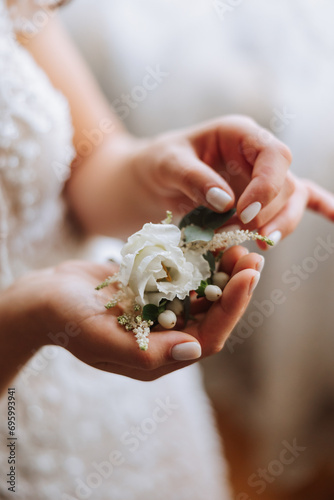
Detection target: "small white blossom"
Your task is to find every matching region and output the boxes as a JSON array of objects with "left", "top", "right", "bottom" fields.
[
  {"left": 133, "top": 320, "right": 152, "bottom": 351},
  {"left": 182, "top": 229, "right": 273, "bottom": 253}
]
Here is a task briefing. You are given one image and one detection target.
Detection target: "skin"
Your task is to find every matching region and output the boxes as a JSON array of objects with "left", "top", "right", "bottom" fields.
[
  {"left": 1, "top": 13, "right": 334, "bottom": 393},
  {"left": 0, "top": 247, "right": 260, "bottom": 390}
]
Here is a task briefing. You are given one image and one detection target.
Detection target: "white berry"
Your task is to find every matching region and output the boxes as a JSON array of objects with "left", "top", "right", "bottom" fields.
[
  {"left": 158, "top": 310, "right": 177, "bottom": 329},
  {"left": 212, "top": 272, "right": 229, "bottom": 290},
  {"left": 204, "top": 284, "right": 223, "bottom": 302},
  {"left": 166, "top": 298, "right": 183, "bottom": 315}
]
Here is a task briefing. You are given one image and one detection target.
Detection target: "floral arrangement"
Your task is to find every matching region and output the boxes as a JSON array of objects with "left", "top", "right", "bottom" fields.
[{"left": 96, "top": 207, "right": 273, "bottom": 351}]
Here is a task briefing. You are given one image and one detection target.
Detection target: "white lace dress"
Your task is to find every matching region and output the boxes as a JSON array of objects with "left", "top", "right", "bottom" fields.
[{"left": 0, "top": 2, "right": 230, "bottom": 498}]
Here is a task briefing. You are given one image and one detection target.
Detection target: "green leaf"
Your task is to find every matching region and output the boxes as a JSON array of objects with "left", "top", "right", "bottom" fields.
[
  {"left": 215, "top": 250, "right": 224, "bottom": 262},
  {"left": 179, "top": 206, "right": 236, "bottom": 230},
  {"left": 203, "top": 251, "right": 216, "bottom": 273},
  {"left": 184, "top": 225, "right": 214, "bottom": 243},
  {"left": 195, "top": 279, "right": 210, "bottom": 298},
  {"left": 142, "top": 304, "right": 159, "bottom": 322},
  {"left": 158, "top": 300, "right": 167, "bottom": 315}
]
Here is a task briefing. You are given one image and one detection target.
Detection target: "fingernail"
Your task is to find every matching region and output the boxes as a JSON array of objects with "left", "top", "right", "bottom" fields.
[
  {"left": 249, "top": 271, "right": 261, "bottom": 295},
  {"left": 267, "top": 230, "right": 282, "bottom": 246},
  {"left": 171, "top": 342, "right": 202, "bottom": 361},
  {"left": 240, "top": 201, "right": 262, "bottom": 224},
  {"left": 256, "top": 256, "right": 265, "bottom": 273},
  {"left": 206, "top": 187, "right": 233, "bottom": 212},
  {"left": 218, "top": 224, "right": 241, "bottom": 233}
]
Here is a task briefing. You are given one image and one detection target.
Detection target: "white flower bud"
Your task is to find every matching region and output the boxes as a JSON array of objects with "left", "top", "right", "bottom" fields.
[
  {"left": 158, "top": 310, "right": 177, "bottom": 329},
  {"left": 204, "top": 284, "right": 223, "bottom": 302},
  {"left": 166, "top": 298, "right": 184, "bottom": 316},
  {"left": 212, "top": 272, "right": 229, "bottom": 290}
]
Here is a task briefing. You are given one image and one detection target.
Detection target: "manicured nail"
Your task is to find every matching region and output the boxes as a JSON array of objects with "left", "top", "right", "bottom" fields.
[
  {"left": 267, "top": 230, "right": 282, "bottom": 246},
  {"left": 171, "top": 342, "right": 202, "bottom": 361},
  {"left": 206, "top": 187, "right": 233, "bottom": 212},
  {"left": 256, "top": 256, "right": 265, "bottom": 273},
  {"left": 249, "top": 271, "right": 261, "bottom": 295},
  {"left": 240, "top": 201, "right": 262, "bottom": 224},
  {"left": 218, "top": 224, "right": 241, "bottom": 233}
]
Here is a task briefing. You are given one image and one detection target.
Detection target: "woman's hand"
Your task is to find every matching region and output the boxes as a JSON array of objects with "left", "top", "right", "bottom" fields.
[
  {"left": 0, "top": 251, "right": 262, "bottom": 389},
  {"left": 50, "top": 250, "right": 265, "bottom": 380},
  {"left": 44, "top": 252, "right": 261, "bottom": 380},
  {"left": 67, "top": 114, "right": 334, "bottom": 243},
  {"left": 129, "top": 115, "right": 334, "bottom": 245},
  {"left": 132, "top": 115, "right": 293, "bottom": 225}
]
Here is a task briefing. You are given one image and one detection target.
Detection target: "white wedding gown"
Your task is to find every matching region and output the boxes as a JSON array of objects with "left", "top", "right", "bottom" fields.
[{"left": 0, "top": 2, "right": 230, "bottom": 498}]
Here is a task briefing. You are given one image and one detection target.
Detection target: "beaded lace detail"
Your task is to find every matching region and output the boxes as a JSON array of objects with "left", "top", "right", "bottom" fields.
[{"left": 0, "top": 0, "right": 75, "bottom": 287}]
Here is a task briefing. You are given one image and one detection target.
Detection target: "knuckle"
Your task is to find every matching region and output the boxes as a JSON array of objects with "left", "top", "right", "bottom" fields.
[
  {"left": 202, "top": 340, "right": 224, "bottom": 357},
  {"left": 53, "top": 259, "right": 78, "bottom": 274},
  {"left": 160, "top": 147, "right": 187, "bottom": 180},
  {"left": 210, "top": 342, "right": 225, "bottom": 356},
  {"left": 278, "top": 143, "right": 293, "bottom": 163},
  {"left": 240, "top": 115, "right": 257, "bottom": 128},
  {"left": 285, "top": 174, "right": 296, "bottom": 197},
  {"left": 229, "top": 114, "right": 257, "bottom": 126},
  {"left": 261, "top": 177, "right": 281, "bottom": 200},
  {"left": 137, "top": 352, "right": 159, "bottom": 372},
  {"left": 181, "top": 165, "right": 196, "bottom": 185}
]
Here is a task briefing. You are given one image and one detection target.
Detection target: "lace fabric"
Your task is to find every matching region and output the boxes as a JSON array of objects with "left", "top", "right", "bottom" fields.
[{"left": 0, "top": 0, "right": 75, "bottom": 286}]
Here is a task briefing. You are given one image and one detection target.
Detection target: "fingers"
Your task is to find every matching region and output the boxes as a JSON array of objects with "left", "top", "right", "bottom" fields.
[
  {"left": 304, "top": 179, "right": 334, "bottom": 221},
  {"left": 255, "top": 178, "right": 334, "bottom": 251},
  {"left": 76, "top": 313, "right": 202, "bottom": 375},
  {"left": 237, "top": 138, "right": 292, "bottom": 225},
  {"left": 191, "top": 248, "right": 263, "bottom": 316},
  {"left": 159, "top": 115, "right": 293, "bottom": 220},
  {"left": 160, "top": 150, "right": 235, "bottom": 213},
  {"left": 219, "top": 245, "right": 250, "bottom": 274},
  {"left": 255, "top": 183, "right": 307, "bottom": 250},
  {"left": 230, "top": 252, "right": 265, "bottom": 276},
  {"left": 197, "top": 268, "right": 260, "bottom": 356}
]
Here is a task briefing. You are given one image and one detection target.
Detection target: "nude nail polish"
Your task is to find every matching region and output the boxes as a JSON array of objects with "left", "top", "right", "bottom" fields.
[
  {"left": 171, "top": 342, "right": 202, "bottom": 361},
  {"left": 249, "top": 271, "right": 261, "bottom": 295},
  {"left": 240, "top": 202, "right": 262, "bottom": 224},
  {"left": 256, "top": 256, "right": 265, "bottom": 273},
  {"left": 267, "top": 230, "right": 282, "bottom": 246},
  {"left": 206, "top": 187, "right": 233, "bottom": 212}
]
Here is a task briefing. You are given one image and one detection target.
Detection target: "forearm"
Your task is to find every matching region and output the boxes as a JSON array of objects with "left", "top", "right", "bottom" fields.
[{"left": 0, "top": 286, "right": 45, "bottom": 396}]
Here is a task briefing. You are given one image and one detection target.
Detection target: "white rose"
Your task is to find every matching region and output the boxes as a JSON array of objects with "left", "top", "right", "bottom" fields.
[{"left": 118, "top": 223, "right": 210, "bottom": 307}]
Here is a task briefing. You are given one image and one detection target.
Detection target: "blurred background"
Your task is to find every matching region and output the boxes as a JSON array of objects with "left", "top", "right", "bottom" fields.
[{"left": 61, "top": 1, "right": 334, "bottom": 498}]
